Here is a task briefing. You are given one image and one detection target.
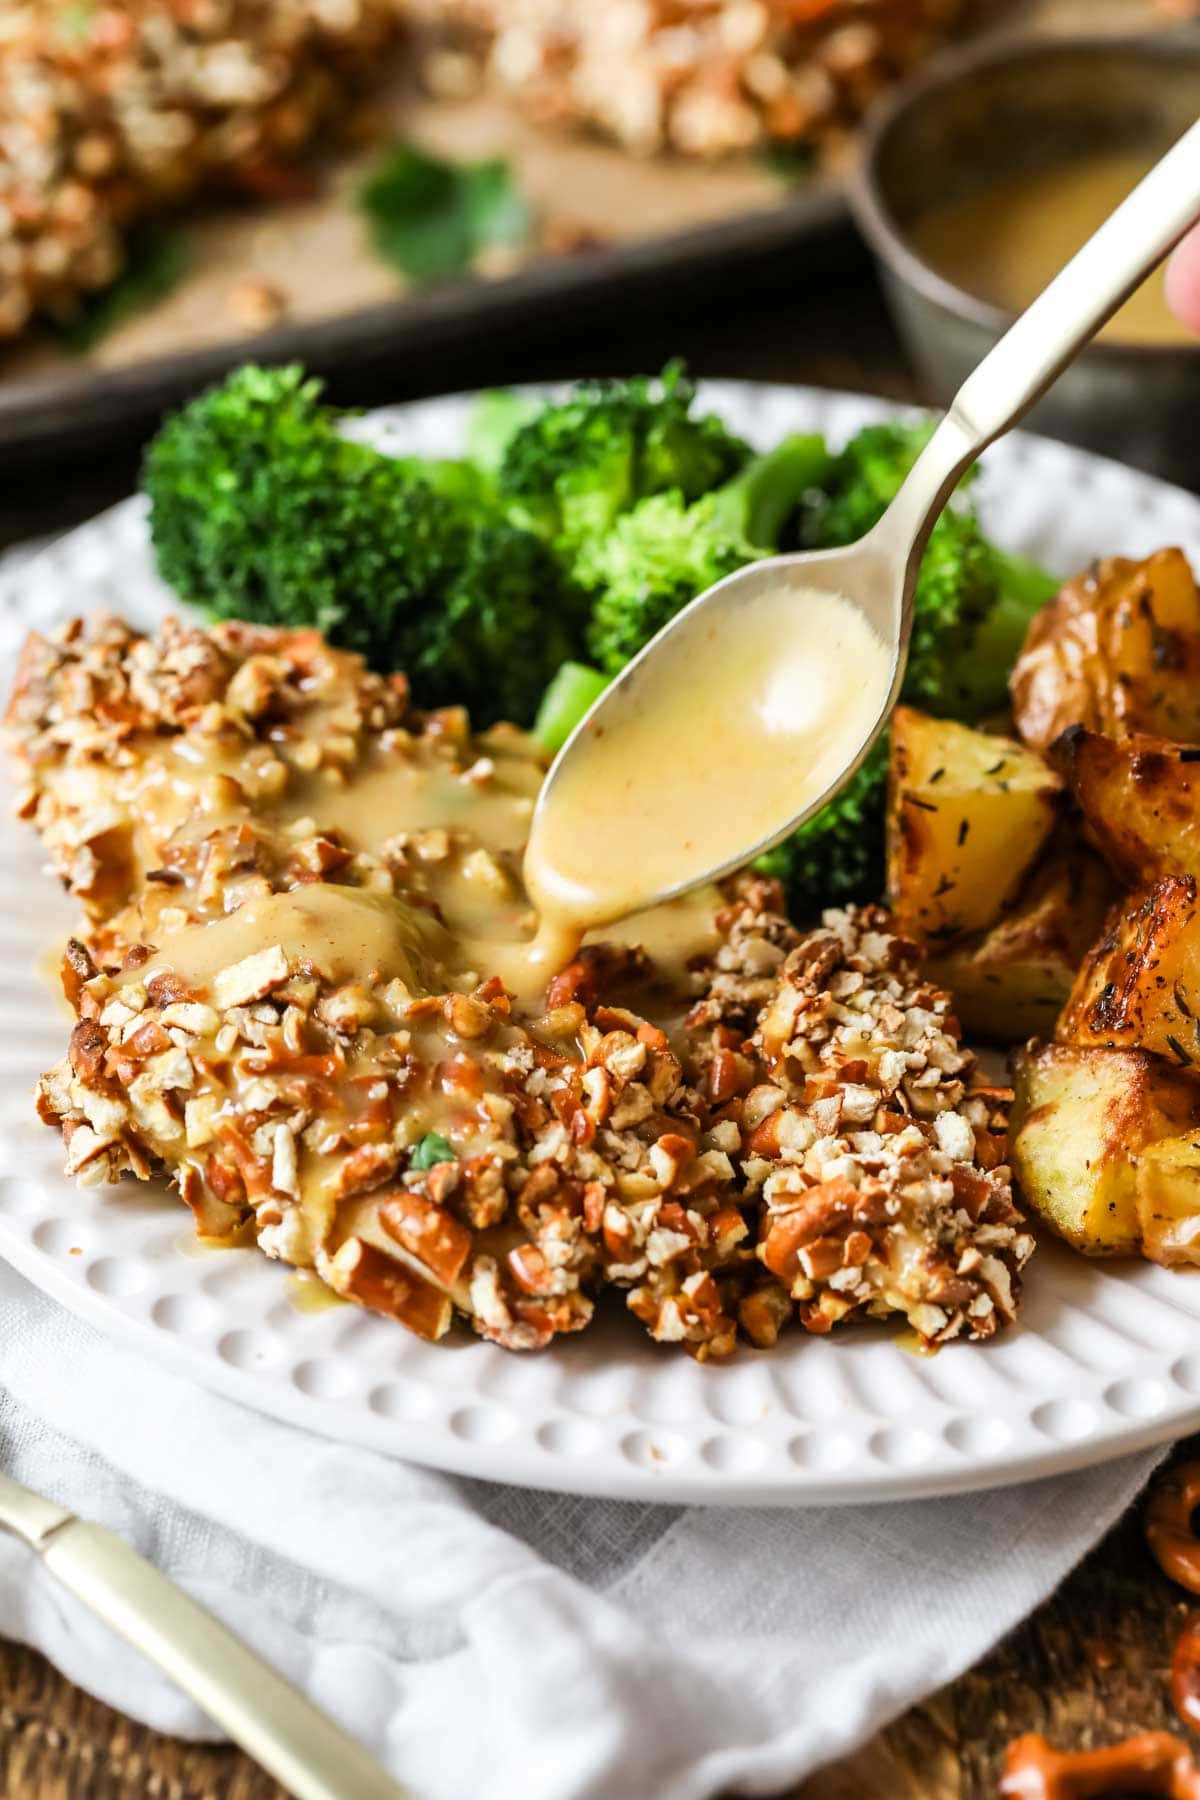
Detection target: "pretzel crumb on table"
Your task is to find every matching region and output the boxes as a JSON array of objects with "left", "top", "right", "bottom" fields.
[
  {"left": 1000, "top": 1732, "right": 1200, "bottom": 1799},
  {"left": 1146, "top": 1462, "right": 1200, "bottom": 1596},
  {"left": 7, "top": 614, "right": 1032, "bottom": 1356},
  {"left": 1008, "top": 1467, "right": 1200, "bottom": 1795}
]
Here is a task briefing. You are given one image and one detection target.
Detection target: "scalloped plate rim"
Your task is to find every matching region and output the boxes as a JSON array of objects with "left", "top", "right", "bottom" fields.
[{"left": 3, "top": 379, "right": 1200, "bottom": 1505}]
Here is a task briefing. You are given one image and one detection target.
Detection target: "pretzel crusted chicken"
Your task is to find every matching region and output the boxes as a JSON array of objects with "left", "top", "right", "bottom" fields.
[
  {"left": 0, "top": 0, "right": 400, "bottom": 338},
  {"left": 7, "top": 613, "right": 1031, "bottom": 1355},
  {"left": 413, "top": 0, "right": 969, "bottom": 159}
]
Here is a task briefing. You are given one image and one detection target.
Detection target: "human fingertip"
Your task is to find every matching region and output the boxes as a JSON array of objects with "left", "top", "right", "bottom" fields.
[{"left": 1166, "top": 227, "right": 1200, "bottom": 333}]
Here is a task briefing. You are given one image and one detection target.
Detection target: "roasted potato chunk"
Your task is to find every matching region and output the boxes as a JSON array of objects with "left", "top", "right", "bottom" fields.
[
  {"left": 1056, "top": 725, "right": 1200, "bottom": 886},
  {"left": 926, "top": 841, "right": 1115, "bottom": 1043},
  {"left": 1011, "top": 549, "right": 1200, "bottom": 751},
  {"left": 1058, "top": 875, "right": 1200, "bottom": 1068},
  {"left": 887, "top": 706, "right": 1063, "bottom": 942},
  {"left": 1009, "top": 1042, "right": 1200, "bottom": 1255},
  {"left": 1136, "top": 1133, "right": 1200, "bottom": 1268}
]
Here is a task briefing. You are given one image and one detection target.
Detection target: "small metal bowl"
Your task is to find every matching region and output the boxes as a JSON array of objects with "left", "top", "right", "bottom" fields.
[{"left": 852, "top": 32, "right": 1200, "bottom": 486}]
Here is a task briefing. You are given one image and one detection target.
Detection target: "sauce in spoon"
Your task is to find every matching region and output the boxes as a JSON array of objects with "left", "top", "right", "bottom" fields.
[{"left": 524, "top": 583, "right": 893, "bottom": 972}]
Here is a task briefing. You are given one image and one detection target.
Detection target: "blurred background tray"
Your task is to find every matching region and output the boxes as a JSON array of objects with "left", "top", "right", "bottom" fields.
[
  {"left": 0, "top": 76, "right": 847, "bottom": 464},
  {"left": 0, "top": 0, "right": 1166, "bottom": 468}
]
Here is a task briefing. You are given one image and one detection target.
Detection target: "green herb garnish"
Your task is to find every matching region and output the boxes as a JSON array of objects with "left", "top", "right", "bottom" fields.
[
  {"left": 410, "top": 1132, "right": 456, "bottom": 1171},
  {"left": 57, "top": 3, "right": 95, "bottom": 46},
  {"left": 759, "top": 143, "right": 817, "bottom": 183},
  {"left": 359, "top": 143, "right": 533, "bottom": 283}
]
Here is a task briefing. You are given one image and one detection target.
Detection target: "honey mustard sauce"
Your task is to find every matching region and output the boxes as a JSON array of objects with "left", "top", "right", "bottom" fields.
[
  {"left": 523, "top": 584, "right": 894, "bottom": 973},
  {"left": 912, "top": 150, "right": 1197, "bottom": 349},
  {"left": 93, "top": 723, "right": 716, "bottom": 1012},
  {"left": 287, "top": 1269, "right": 346, "bottom": 1313},
  {"left": 129, "top": 884, "right": 453, "bottom": 996},
  {"left": 99, "top": 590, "right": 888, "bottom": 1020}
]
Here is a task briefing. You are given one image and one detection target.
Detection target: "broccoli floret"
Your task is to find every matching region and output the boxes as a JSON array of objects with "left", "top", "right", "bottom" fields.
[
  {"left": 800, "top": 420, "right": 956, "bottom": 547},
  {"left": 580, "top": 490, "right": 753, "bottom": 674},
  {"left": 497, "top": 363, "right": 750, "bottom": 552},
  {"left": 756, "top": 736, "right": 889, "bottom": 920},
  {"left": 802, "top": 420, "right": 990, "bottom": 716},
  {"left": 801, "top": 418, "right": 1056, "bottom": 721},
  {"left": 406, "top": 519, "right": 580, "bottom": 725},
  {"left": 143, "top": 364, "right": 584, "bottom": 727},
  {"left": 144, "top": 364, "right": 459, "bottom": 648},
  {"left": 580, "top": 434, "right": 832, "bottom": 674},
  {"left": 761, "top": 420, "right": 1059, "bottom": 916},
  {"left": 902, "top": 506, "right": 1001, "bottom": 715}
]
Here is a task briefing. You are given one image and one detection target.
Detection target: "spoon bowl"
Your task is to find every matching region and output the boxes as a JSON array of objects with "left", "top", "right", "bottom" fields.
[{"left": 527, "top": 535, "right": 903, "bottom": 928}]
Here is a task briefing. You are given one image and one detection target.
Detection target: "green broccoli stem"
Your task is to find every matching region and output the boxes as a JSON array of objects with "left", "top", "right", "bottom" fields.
[
  {"left": 946, "top": 548, "right": 1060, "bottom": 717},
  {"left": 991, "top": 546, "right": 1061, "bottom": 612},
  {"left": 388, "top": 456, "right": 493, "bottom": 506},
  {"left": 533, "top": 661, "right": 610, "bottom": 751},
  {"left": 710, "top": 433, "right": 833, "bottom": 547},
  {"left": 467, "top": 390, "right": 541, "bottom": 476}
]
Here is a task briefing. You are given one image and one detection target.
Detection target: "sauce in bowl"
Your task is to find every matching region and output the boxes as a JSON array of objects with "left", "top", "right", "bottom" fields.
[{"left": 912, "top": 150, "right": 1195, "bottom": 349}]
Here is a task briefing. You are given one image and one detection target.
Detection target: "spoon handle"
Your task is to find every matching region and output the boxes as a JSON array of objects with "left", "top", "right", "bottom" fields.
[{"left": 878, "top": 116, "right": 1200, "bottom": 566}]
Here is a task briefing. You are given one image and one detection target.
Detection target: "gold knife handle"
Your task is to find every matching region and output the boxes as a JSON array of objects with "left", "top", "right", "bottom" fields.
[
  {"left": 39, "top": 1519, "right": 410, "bottom": 1800},
  {"left": 0, "top": 1470, "right": 72, "bottom": 1546}
]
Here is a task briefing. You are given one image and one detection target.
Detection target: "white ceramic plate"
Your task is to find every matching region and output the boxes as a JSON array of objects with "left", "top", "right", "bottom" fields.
[{"left": 5, "top": 382, "right": 1200, "bottom": 1507}]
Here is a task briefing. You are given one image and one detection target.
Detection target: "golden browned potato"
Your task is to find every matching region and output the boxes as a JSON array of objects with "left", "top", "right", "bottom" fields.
[
  {"left": 925, "top": 841, "right": 1115, "bottom": 1043},
  {"left": 1009, "top": 1041, "right": 1200, "bottom": 1255},
  {"left": 1011, "top": 548, "right": 1200, "bottom": 752},
  {"left": 1058, "top": 874, "right": 1200, "bottom": 1068},
  {"left": 1136, "top": 1133, "right": 1200, "bottom": 1268},
  {"left": 886, "top": 706, "right": 1063, "bottom": 942},
  {"left": 1056, "top": 725, "right": 1200, "bottom": 886}
]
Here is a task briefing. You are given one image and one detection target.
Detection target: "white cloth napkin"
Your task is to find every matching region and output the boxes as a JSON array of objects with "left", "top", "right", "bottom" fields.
[{"left": 0, "top": 1263, "right": 1161, "bottom": 1800}]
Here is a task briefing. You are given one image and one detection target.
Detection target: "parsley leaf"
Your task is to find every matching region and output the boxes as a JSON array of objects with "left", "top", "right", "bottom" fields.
[
  {"left": 759, "top": 143, "right": 816, "bottom": 183},
  {"left": 358, "top": 142, "right": 533, "bottom": 283},
  {"left": 57, "top": 3, "right": 95, "bottom": 45},
  {"left": 410, "top": 1131, "right": 456, "bottom": 1171}
]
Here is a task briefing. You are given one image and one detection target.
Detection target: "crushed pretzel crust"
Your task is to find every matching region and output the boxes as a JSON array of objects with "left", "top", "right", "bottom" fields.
[
  {"left": 412, "top": 0, "right": 970, "bottom": 161},
  {"left": 0, "top": 1, "right": 400, "bottom": 340},
  {"left": 9, "top": 615, "right": 1033, "bottom": 1358},
  {"left": 742, "top": 909, "right": 1030, "bottom": 1345}
]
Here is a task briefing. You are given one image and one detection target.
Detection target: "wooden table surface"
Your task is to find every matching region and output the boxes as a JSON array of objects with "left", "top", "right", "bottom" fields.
[
  {"left": 1, "top": 1443, "right": 1192, "bottom": 1800},
  {"left": 3, "top": 239, "right": 1198, "bottom": 1800}
]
